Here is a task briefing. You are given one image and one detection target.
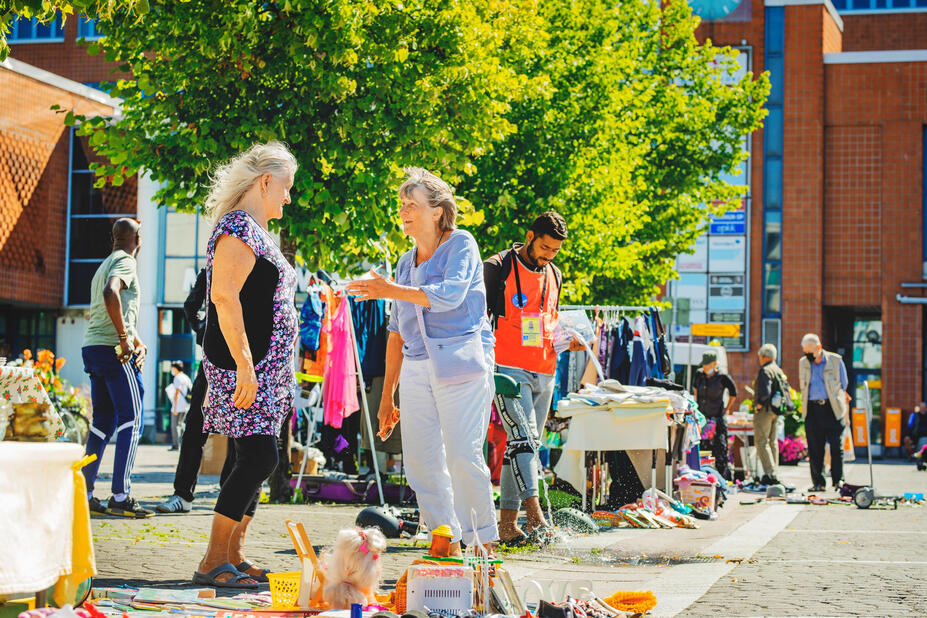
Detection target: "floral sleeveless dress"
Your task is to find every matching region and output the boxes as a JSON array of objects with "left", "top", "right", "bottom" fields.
[{"left": 202, "top": 210, "right": 298, "bottom": 437}]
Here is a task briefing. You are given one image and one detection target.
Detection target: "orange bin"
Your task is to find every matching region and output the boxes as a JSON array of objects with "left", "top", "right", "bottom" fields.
[
  {"left": 884, "top": 408, "right": 902, "bottom": 447},
  {"left": 852, "top": 408, "right": 868, "bottom": 447}
]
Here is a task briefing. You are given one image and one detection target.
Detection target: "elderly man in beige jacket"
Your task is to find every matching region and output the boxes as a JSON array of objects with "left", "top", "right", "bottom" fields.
[{"left": 799, "top": 333, "right": 851, "bottom": 493}]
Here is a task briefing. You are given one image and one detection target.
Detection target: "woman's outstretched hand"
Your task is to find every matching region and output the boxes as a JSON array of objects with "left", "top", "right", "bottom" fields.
[{"left": 346, "top": 271, "right": 394, "bottom": 301}]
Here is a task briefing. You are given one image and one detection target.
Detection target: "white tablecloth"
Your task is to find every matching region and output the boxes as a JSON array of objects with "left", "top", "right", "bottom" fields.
[
  {"left": 554, "top": 401, "right": 671, "bottom": 494},
  {"left": 0, "top": 442, "right": 82, "bottom": 594}
]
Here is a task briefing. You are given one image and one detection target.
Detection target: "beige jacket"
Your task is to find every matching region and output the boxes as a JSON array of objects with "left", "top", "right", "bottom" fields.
[{"left": 798, "top": 350, "right": 848, "bottom": 421}]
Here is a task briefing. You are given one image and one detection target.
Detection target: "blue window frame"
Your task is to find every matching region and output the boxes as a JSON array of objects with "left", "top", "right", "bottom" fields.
[
  {"left": 762, "top": 6, "right": 784, "bottom": 320},
  {"left": 77, "top": 15, "right": 104, "bottom": 40},
  {"left": 834, "top": 0, "right": 927, "bottom": 10},
  {"left": 7, "top": 12, "right": 64, "bottom": 42},
  {"left": 65, "top": 128, "right": 138, "bottom": 306}
]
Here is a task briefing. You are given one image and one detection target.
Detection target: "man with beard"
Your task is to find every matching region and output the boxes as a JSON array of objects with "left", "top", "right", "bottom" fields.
[{"left": 484, "top": 212, "right": 584, "bottom": 546}]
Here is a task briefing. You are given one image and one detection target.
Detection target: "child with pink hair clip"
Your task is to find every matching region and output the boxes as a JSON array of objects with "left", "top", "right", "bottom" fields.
[{"left": 321, "top": 527, "right": 387, "bottom": 609}]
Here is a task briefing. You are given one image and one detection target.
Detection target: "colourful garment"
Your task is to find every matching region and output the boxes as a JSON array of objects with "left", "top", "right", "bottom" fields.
[
  {"left": 323, "top": 297, "right": 359, "bottom": 429},
  {"left": 202, "top": 210, "right": 298, "bottom": 438}
]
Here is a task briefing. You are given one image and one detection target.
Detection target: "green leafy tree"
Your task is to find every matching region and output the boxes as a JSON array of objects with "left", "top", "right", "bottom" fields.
[
  {"left": 459, "top": 0, "right": 770, "bottom": 304},
  {"left": 56, "top": 0, "right": 542, "bottom": 268},
  {"left": 0, "top": 0, "right": 148, "bottom": 60}
]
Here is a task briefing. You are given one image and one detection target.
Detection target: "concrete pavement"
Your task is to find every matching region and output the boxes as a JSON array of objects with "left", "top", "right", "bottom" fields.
[{"left": 88, "top": 445, "right": 927, "bottom": 616}]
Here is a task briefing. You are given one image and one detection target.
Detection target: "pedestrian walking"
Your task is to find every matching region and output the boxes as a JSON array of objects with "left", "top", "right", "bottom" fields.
[
  {"left": 346, "top": 167, "right": 498, "bottom": 556},
  {"left": 903, "top": 402, "right": 927, "bottom": 459},
  {"left": 752, "top": 343, "right": 787, "bottom": 485},
  {"left": 193, "top": 141, "right": 298, "bottom": 588},
  {"left": 798, "top": 333, "right": 851, "bottom": 492},
  {"left": 157, "top": 269, "right": 209, "bottom": 513},
  {"left": 483, "top": 211, "right": 584, "bottom": 547},
  {"left": 81, "top": 217, "right": 153, "bottom": 518},
  {"left": 168, "top": 361, "right": 193, "bottom": 450},
  {"left": 693, "top": 351, "right": 738, "bottom": 481}
]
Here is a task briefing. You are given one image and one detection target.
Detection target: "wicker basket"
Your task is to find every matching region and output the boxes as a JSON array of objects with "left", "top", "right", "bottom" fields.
[{"left": 267, "top": 571, "right": 302, "bottom": 609}]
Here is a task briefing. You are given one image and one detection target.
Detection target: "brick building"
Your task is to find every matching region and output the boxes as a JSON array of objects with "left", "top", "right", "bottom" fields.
[{"left": 681, "top": 0, "right": 927, "bottom": 442}]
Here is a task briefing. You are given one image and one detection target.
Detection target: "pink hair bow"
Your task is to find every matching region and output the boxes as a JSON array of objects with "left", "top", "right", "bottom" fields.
[{"left": 357, "top": 529, "right": 378, "bottom": 560}]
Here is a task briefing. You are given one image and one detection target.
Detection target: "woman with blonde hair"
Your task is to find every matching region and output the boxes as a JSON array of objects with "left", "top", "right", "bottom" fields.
[
  {"left": 192, "top": 141, "right": 299, "bottom": 588},
  {"left": 347, "top": 167, "right": 498, "bottom": 555}
]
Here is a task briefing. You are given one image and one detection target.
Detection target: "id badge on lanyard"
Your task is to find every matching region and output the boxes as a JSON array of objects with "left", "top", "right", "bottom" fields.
[{"left": 521, "top": 312, "right": 543, "bottom": 348}]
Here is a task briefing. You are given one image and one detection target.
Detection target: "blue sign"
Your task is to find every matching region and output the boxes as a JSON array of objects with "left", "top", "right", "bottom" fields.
[
  {"left": 710, "top": 222, "right": 746, "bottom": 235},
  {"left": 711, "top": 211, "right": 745, "bottom": 223}
]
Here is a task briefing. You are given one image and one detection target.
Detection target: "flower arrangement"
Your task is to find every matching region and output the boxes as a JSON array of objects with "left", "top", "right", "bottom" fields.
[
  {"left": 19, "top": 349, "right": 89, "bottom": 430},
  {"left": 779, "top": 435, "right": 807, "bottom": 465}
]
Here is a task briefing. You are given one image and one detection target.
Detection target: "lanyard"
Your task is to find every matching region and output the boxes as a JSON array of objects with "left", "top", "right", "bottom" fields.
[{"left": 512, "top": 250, "right": 549, "bottom": 312}]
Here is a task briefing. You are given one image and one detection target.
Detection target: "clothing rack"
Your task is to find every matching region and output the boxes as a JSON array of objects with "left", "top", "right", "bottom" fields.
[
  {"left": 560, "top": 304, "right": 651, "bottom": 312},
  {"left": 301, "top": 270, "right": 386, "bottom": 506}
]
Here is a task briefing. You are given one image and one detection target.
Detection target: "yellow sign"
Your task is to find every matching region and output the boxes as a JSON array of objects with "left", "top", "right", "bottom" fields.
[{"left": 690, "top": 323, "right": 741, "bottom": 338}]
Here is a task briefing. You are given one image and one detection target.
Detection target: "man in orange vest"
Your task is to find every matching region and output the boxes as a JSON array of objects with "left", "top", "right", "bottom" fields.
[{"left": 484, "top": 212, "right": 584, "bottom": 546}]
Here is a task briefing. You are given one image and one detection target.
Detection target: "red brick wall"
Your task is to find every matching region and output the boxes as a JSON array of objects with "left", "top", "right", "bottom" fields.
[
  {"left": 0, "top": 67, "right": 115, "bottom": 307},
  {"left": 824, "top": 60, "right": 927, "bottom": 412},
  {"left": 842, "top": 13, "right": 927, "bottom": 52},
  {"left": 880, "top": 121, "right": 923, "bottom": 413},
  {"left": 823, "top": 125, "right": 881, "bottom": 307},
  {"left": 7, "top": 16, "right": 127, "bottom": 84},
  {"left": 778, "top": 5, "right": 835, "bottom": 384}
]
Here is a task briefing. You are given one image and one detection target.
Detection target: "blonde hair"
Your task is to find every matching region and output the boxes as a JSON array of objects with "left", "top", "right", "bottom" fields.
[
  {"left": 205, "top": 141, "right": 297, "bottom": 225},
  {"left": 321, "top": 527, "right": 386, "bottom": 609},
  {"left": 399, "top": 167, "right": 458, "bottom": 231}
]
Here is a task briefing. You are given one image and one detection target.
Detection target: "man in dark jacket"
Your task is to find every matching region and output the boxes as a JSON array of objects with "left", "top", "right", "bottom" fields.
[
  {"left": 753, "top": 344, "right": 787, "bottom": 485},
  {"left": 693, "top": 351, "right": 738, "bottom": 481},
  {"left": 156, "top": 269, "right": 209, "bottom": 513}
]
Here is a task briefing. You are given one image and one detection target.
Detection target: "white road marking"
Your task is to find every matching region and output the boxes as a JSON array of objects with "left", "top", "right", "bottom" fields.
[{"left": 649, "top": 504, "right": 804, "bottom": 617}]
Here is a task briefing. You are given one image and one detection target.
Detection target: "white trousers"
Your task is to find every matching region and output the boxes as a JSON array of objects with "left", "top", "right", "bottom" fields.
[{"left": 399, "top": 358, "right": 498, "bottom": 545}]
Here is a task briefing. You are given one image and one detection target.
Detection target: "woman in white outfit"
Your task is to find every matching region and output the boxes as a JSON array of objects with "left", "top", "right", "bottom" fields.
[{"left": 346, "top": 167, "right": 497, "bottom": 554}]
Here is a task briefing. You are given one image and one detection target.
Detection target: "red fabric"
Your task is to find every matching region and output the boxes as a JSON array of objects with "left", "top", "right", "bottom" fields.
[{"left": 487, "top": 412, "right": 507, "bottom": 485}]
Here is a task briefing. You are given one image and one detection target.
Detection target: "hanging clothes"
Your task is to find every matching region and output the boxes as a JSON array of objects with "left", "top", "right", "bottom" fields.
[
  {"left": 302, "top": 284, "right": 334, "bottom": 381},
  {"left": 628, "top": 316, "right": 653, "bottom": 386},
  {"left": 299, "top": 287, "right": 324, "bottom": 351},
  {"left": 608, "top": 318, "right": 633, "bottom": 383},
  {"left": 322, "top": 297, "right": 359, "bottom": 429},
  {"left": 349, "top": 297, "right": 388, "bottom": 382}
]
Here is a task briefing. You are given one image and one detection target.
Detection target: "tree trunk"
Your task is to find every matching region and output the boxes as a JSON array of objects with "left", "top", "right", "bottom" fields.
[{"left": 269, "top": 226, "right": 299, "bottom": 503}]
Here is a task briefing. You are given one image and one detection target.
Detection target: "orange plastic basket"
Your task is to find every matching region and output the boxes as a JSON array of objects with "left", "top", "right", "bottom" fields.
[{"left": 267, "top": 571, "right": 302, "bottom": 609}]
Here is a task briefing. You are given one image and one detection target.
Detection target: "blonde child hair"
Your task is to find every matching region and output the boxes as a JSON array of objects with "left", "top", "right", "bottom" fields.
[{"left": 321, "top": 527, "right": 387, "bottom": 609}]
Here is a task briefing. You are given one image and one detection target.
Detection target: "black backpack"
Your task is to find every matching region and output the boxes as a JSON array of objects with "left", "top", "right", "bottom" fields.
[{"left": 486, "top": 248, "right": 562, "bottom": 328}]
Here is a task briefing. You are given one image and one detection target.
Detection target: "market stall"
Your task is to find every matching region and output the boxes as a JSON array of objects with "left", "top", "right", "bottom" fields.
[{"left": 0, "top": 442, "right": 95, "bottom": 606}]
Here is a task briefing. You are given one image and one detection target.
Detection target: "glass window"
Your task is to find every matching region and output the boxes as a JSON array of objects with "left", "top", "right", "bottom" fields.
[
  {"left": 8, "top": 13, "right": 64, "bottom": 42},
  {"left": 163, "top": 258, "right": 198, "bottom": 304},
  {"left": 165, "top": 211, "right": 198, "bottom": 257},
  {"left": 764, "top": 263, "right": 781, "bottom": 314},
  {"left": 67, "top": 262, "right": 99, "bottom": 306},
  {"left": 853, "top": 320, "right": 882, "bottom": 370},
  {"left": 765, "top": 211, "right": 782, "bottom": 260},
  {"left": 77, "top": 15, "right": 104, "bottom": 40},
  {"left": 67, "top": 129, "right": 137, "bottom": 305},
  {"left": 764, "top": 158, "right": 782, "bottom": 210}
]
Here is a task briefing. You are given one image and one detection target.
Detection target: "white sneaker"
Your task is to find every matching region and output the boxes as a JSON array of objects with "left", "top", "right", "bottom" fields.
[{"left": 155, "top": 494, "right": 192, "bottom": 513}]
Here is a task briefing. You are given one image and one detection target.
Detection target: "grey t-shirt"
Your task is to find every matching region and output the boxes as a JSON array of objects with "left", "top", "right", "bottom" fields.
[{"left": 83, "top": 250, "right": 140, "bottom": 347}]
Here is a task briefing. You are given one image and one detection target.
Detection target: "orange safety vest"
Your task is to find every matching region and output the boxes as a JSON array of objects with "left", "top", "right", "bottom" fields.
[{"left": 493, "top": 253, "right": 559, "bottom": 374}]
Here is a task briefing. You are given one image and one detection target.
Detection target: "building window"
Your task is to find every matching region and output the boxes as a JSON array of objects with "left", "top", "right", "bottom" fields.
[
  {"left": 77, "top": 15, "right": 104, "bottom": 40},
  {"left": 66, "top": 128, "right": 138, "bottom": 306},
  {"left": 7, "top": 12, "right": 65, "bottom": 42},
  {"left": 160, "top": 207, "right": 211, "bottom": 305},
  {"left": 832, "top": 0, "right": 927, "bottom": 10}
]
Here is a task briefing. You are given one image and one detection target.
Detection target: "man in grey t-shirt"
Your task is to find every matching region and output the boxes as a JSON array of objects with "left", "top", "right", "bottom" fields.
[{"left": 81, "top": 218, "right": 153, "bottom": 518}]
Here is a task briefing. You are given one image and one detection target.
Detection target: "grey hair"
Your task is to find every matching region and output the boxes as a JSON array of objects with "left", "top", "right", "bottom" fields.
[
  {"left": 801, "top": 333, "right": 821, "bottom": 347},
  {"left": 205, "top": 141, "right": 297, "bottom": 225},
  {"left": 399, "top": 167, "right": 458, "bottom": 232},
  {"left": 758, "top": 343, "right": 777, "bottom": 360}
]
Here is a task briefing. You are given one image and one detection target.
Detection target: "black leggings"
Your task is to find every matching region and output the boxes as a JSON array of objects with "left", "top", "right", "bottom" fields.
[{"left": 214, "top": 434, "right": 278, "bottom": 521}]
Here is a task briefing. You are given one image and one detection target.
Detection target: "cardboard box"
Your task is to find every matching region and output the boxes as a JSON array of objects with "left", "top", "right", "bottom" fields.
[
  {"left": 676, "top": 479, "right": 716, "bottom": 512},
  {"left": 200, "top": 434, "right": 228, "bottom": 475}
]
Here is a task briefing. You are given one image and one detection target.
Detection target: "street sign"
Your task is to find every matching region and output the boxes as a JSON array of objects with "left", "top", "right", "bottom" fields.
[{"left": 690, "top": 323, "right": 741, "bottom": 338}]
